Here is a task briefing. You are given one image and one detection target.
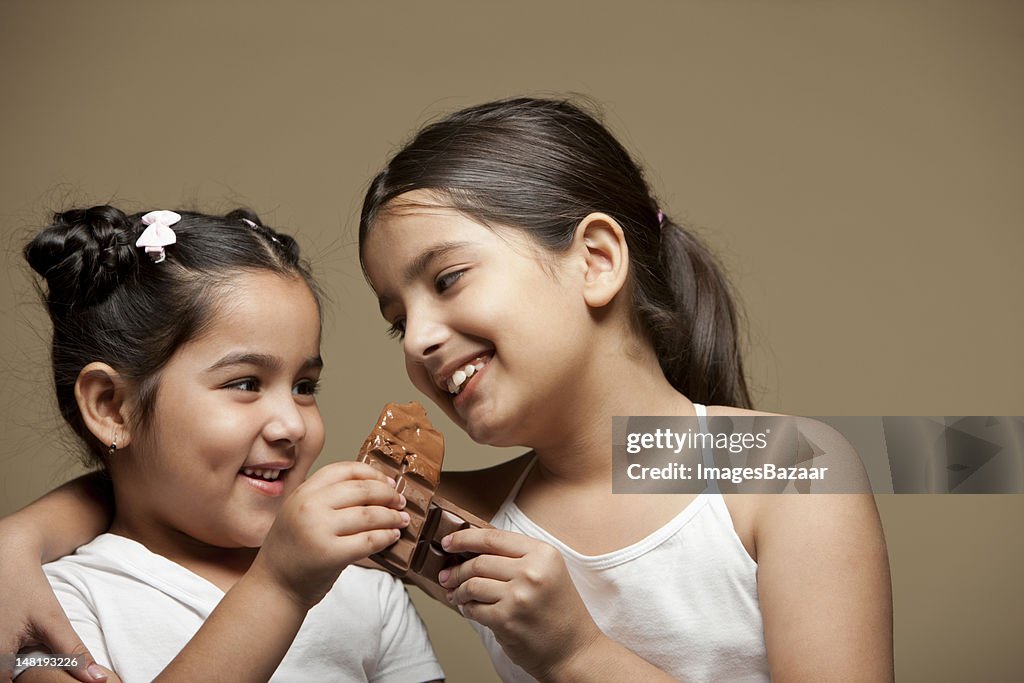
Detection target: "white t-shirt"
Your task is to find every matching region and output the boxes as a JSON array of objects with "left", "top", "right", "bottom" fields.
[{"left": 32, "top": 534, "right": 443, "bottom": 682}]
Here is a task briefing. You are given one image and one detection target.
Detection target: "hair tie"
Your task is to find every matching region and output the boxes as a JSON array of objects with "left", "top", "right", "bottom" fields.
[
  {"left": 656, "top": 209, "right": 666, "bottom": 227},
  {"left": 136, "top": 210, "right": 181, "bottom": 263}
]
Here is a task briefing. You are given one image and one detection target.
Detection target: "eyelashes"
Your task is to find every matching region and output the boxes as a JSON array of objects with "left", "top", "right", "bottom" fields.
[
  {"left": 293, "top": 379, "right": 321, "bottom": 396},
  {"left": 386, "top": 320, "right": 406, "bottom": 341},
  {"left": 435, "top": 269, "right": 465, "bottom": 293},
  {"left": 384, "top": 268, "right": 467, "bottom": 342},
  {"left": 226, "top": 377, "right": 259, "bottom": 392},
  {"left": 223, "top": 377, "right": 321, "bottom": 395}
]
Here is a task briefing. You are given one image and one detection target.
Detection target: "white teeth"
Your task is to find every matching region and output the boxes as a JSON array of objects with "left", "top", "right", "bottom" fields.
[
  {"left": 242, "top": 467, "right": 281, "bottom": 481},
  {"left": 445, "top": 360, "right": 488, "bottom": 396}
]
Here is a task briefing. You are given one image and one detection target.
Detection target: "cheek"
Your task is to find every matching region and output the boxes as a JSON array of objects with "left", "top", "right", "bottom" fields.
[
  {"left": 404, "top": 355, "right": 434, "bottom": 394},
  {"left": 161, "top": 403, "right": 253, "bottom": 467},
  {"left": 305, "top": 412, "right": 326, "bottom": 459}
]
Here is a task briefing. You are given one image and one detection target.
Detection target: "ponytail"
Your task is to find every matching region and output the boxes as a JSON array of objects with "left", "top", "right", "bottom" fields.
[{"left": 643, "top": 217, "right": 752, "bottom": 408}]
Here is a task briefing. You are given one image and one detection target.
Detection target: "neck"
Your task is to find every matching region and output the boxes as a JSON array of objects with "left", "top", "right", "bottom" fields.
[
  {"left": 528, "top": 334, "right": 696, "bottom": 488},
  {"left": 108, "top": 490, "right": 257, "bottom": 585}
]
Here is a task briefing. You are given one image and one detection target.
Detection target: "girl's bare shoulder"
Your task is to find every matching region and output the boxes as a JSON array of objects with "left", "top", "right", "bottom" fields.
[
  {"left": 437, "top": 452, "right": 536, "bottom": 520},
  {"left": 704, "top": 405, "right": 873, "bottom": 560},
  {"left": 705, "top": 404, "right": 862, "bottom": 460}
]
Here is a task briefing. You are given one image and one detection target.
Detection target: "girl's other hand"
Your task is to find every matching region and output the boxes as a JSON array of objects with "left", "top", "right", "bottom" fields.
[
  {"left": 0, "top": 536, "right": 105, "bottom": 683},
  {"left": 438, "top": 528, "right": 603, "bottom": 680},
  {"left": 249, "top": 461, "right": 408, "bottom": 610}
]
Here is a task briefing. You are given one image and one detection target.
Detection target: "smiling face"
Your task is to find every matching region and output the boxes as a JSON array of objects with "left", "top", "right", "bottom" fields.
[
  {"left": 110, "top": 271, "right": 325, "bottom": 552},
  {"left": 362, "top": 192, "right": 596, "bottom": 449}
]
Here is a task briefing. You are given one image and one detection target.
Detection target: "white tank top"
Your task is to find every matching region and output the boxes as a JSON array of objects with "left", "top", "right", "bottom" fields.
[{"left": 472, "top": 404, "right": 770, "bottom": 682}]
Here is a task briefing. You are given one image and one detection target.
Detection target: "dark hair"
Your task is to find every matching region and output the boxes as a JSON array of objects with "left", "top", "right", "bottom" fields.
[
  {"left": 359, "top": 97, "right": 752, "bottom": 408},
  {"left": 24, "top": 205, "right": 320, "bottom": 467}
]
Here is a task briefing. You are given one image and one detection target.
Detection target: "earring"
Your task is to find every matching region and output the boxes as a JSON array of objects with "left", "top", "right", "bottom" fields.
[{"left": 108, "top": 436, "right": 118, "bottom": 456}]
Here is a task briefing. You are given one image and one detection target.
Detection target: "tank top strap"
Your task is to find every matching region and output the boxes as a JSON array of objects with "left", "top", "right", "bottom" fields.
[
  {"left": 693, "top": 401, "right": 708, "bottom": 426},
  {"left": 692, "top": 403, "right": 721, "bottom": 494},
  {"left": 498, "top": 454, "right": 537, "bottom": 511}
]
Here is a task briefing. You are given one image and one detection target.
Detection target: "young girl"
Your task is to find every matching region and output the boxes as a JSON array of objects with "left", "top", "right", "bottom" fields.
[
  {"left": 356, "top": 97, "right": 892, "bottom": 681},
  {"left": 2, "top": 98, "right": 892, "bottom": 682},
  {"left": 7, "top": 206, "right": 442, "bottom": 682}
]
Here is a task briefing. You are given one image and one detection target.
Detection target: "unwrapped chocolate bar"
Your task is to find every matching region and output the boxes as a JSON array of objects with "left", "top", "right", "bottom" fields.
[{"left": 357, "top": 401, "right": 493, "bottom": 602}]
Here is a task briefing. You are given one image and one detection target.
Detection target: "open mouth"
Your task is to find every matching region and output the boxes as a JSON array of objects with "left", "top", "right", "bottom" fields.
[
  {"left": 444, "top": 355, "right": 491, "bottom": 396},
  {"left": 238, "top": 465, "right": 291, "bottom": 496},
  {"left": 240, "top": 467, "right": 285, "bottom": 482}
]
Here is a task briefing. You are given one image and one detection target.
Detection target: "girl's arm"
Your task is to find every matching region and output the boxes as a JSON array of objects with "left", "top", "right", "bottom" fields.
[
  {"left": 0, "top": 474, "right": 113, "bottom": 683},
  {"left": 755, "top": 492, "right": 893, "bottom": 681},
  {"left": 753, "top": 422, "right": 894, "bottom": 682}
]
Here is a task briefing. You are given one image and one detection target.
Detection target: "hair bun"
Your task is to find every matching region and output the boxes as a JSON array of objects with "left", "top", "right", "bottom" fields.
[{"left": 24, "top": 205, "right": 138, "bottom": 311}]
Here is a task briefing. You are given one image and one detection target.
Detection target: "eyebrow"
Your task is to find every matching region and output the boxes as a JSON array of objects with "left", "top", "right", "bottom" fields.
[
  {"left": 377, "top": 241, "right": 472, "bottom": 314},
  {"left": 206, "top": 352, "right": 324, "bottom": 373}
]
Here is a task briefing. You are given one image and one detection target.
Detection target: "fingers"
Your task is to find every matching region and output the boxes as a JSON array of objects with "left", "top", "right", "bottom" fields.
[
  {"left": 29, "top": 603, "right": 106, "bottom": 682},
  {"left": 340, "top": 528, "right": 405, "bottom": 557},
  {"left": 329, "top": 505, "right": 410, "bottom": 537},
  {"left": 322, "top": 478, "right": 406, "bottom": 512},
  {"left": 301, "top": 461, "right": 395, "bottom": 492},
  {"left": 89, "top": 665, "right": 120, "bottom": 683},
  {"left": 297, "top": 462, "right": 405, "bottom": 512},
  {"left": 446, "top": 575, "right": 506, "bottom": 607},
  {"left": 438, "top": 554, "right": 516, "bottom": 589},
  {"left": 441, "top": 527, "right": 535, "bottom": 558}
]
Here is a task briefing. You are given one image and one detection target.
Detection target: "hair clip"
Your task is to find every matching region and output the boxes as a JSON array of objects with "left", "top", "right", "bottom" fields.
[
  {"left": 656, "top": 209, "right": 666, "bottom": 226},
  {"left": 136, "top": 210, "right": 181, "bottom": 263},
  {"left": 242, "top": 216, "right": 281, "bottom": 244}
]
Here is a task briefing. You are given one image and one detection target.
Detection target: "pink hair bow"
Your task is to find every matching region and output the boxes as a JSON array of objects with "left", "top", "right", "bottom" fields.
[{"left": 136, "top": 210, "right": 181, "bottom": 263}]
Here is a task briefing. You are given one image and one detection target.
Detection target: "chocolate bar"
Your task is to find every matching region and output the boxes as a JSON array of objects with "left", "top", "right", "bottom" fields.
[{"left": 357, "top": 401, "right": 493, "bottom": 603}]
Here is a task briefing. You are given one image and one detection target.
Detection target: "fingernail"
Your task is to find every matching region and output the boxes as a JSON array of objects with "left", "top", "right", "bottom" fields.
[
  {"left": 399, "top": 511, "right": 411, "bottom": 525},
  {"left": 398, "top": 493, "right": 407, "bottom": 507},
  {"left": 441, "top": 534, "right": 452, "bottom": 549},
  {"left": 438, "top": 568, "right": 450, "bottom": 584},
  {"left": 387, "top": 477, "right": 397, "bottom": 488},
  {"left": 88, "top": 664, "right": 108, "bottom": 681}
]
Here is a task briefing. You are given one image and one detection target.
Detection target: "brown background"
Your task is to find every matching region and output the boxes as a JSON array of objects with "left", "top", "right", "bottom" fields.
[{"left": 1, "top": 1, "right": 1022, "bottom": 680}]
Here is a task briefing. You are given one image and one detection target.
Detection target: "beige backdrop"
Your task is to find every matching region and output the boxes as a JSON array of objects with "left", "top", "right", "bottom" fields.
[{"left": 2, "top": 1, "right": 1022, "bottom": 680}]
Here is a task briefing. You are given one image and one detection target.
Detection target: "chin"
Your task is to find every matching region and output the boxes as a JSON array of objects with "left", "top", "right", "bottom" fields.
[
  {"left": 462, "top": 415, "right": 523, "bottom": 449},
  {"left": 234, "top": 519, "right": 274, "bottom": 548}
]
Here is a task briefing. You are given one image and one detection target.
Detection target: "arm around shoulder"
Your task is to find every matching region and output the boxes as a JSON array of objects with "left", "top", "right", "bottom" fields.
[
  {"left": 18, "top": 665, "right": 120, "bottom": 683},
  {"left": 1, "top": 473, "right": 113, "bottom": 563},
  {"left": 0, "top": 474, "right": 113, "bottom": 683}
]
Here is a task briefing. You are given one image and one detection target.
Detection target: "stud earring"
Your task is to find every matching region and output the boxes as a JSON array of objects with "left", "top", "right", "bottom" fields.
[{"left": 108, "top": 436, "right": 118, "bottom": 456}]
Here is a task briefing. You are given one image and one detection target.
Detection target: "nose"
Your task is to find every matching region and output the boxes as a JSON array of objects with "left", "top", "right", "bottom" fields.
[
  {"left": 402, "top": 308, "right": 450, "bottom": 360},
  {"left": 263, "top": 391, "right": 308, "bottom": 446}
]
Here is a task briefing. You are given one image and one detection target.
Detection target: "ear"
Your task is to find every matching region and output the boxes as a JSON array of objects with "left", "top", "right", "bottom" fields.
[
  {"left": 75, "top": 362, "right": 134, "bottom": 451},
  {"left": 573, "top": 212, "right": 630, "bottom": 308}
]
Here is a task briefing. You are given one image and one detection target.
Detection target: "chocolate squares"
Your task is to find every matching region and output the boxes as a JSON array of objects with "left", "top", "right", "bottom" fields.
[{"left": 357, "top": 402, "right": 493, "bottom": 602}]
